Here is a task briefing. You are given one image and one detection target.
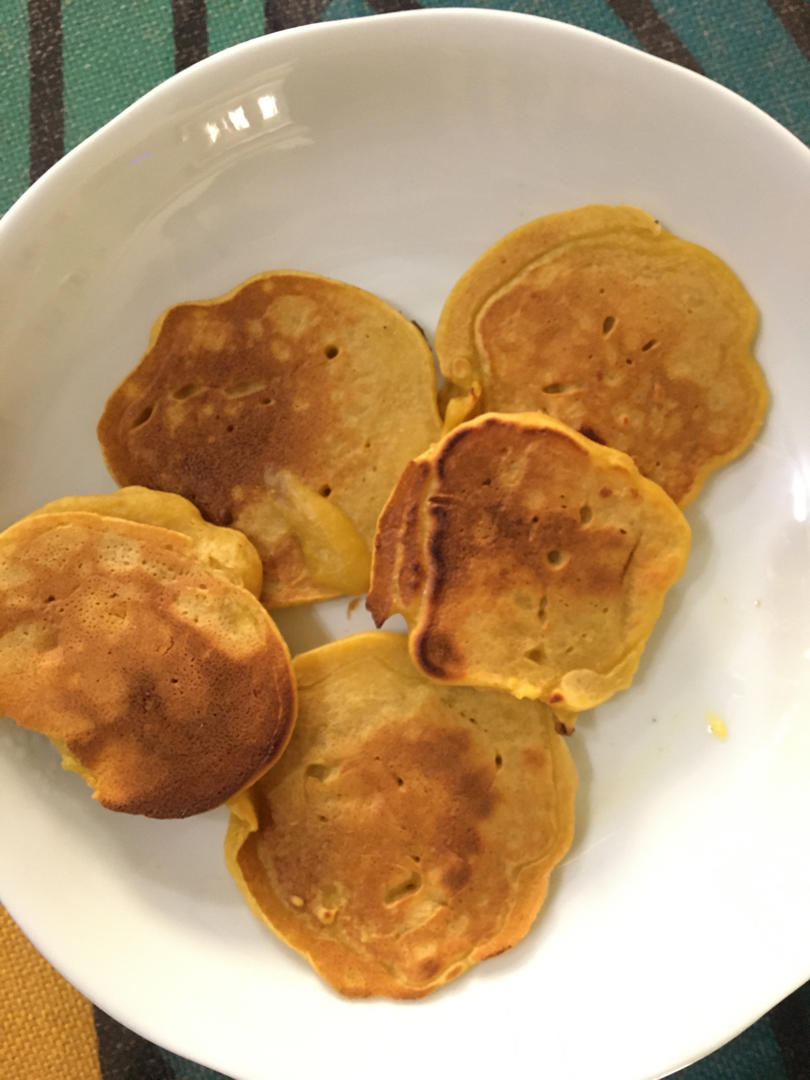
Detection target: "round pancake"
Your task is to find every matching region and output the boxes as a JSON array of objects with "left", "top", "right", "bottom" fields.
[
  {"left": 435, "top": 204, "right": 768, "bottom": 505},
  {"left": 32, "top": 486, "right": 263, "bottom": 596},
  {"left": 97, "top": 271, "right": 443, "bottom": 607},
  {"left": 0, "top": 512, "right": 296, "bottom": 818},
  {"left": 226, "top": 632, "right": 576, "bottom": 999},
  {"left": 367, "top": 412, "right": 690, "bottom": 716}
]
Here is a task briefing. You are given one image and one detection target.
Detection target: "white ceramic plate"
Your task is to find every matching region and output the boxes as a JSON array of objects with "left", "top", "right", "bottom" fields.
[{"left": 1, "top": 11, "right": 809, "bottom": 1080}]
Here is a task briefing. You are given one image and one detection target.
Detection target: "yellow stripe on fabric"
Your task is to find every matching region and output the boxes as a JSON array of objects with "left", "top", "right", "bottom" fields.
[{"left": 0, "top": 905, "right": 101, "bottom": 1080}]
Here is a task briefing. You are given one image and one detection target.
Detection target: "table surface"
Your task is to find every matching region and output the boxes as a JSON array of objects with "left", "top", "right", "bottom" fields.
[{"left": 1, "top": 2, "right": 809, "bottom": 1079}]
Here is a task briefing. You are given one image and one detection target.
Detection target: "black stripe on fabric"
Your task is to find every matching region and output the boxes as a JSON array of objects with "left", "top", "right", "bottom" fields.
[
  {"left": 172, "top": 0, "right": 208, "bottom": 72},
  {"left": 766, "top": 0, "right": 810, "bottom": 62},
  {"left": 93, "top": 1007, "right": 177, "bottom": 1080},
  {"left": 606, "top": 0, "right": 705, "bottom": 74},
  {"left": 27, "top": 0, "right": 64, "bottom": 184},
  {"left": 367, "top": 0, "right": 423, "bottom": 12},
  {"left": 264, "top": 0, "right": 330, "bottom": 33},
  {"left": 769, "top": 985, "right": 810, "bottom": 1080}
]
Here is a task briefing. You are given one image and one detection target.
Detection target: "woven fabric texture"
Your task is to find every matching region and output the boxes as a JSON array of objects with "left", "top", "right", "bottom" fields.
[{"left": 0, "top": 1, "right": 808, "bottom": 1079}]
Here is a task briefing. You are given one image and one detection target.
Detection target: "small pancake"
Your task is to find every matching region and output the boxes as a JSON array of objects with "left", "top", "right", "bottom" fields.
[
  {"left": 0, "top": 511, "right": 296, "bottom": 818},
  {"left": 367, "top": 412, "right": 690, "bottom": 716},
  {"left": 435, "top": 204, "right": 768, "bottom": 505},
  {"left": 32, "top": 485, "right": 262, "bottom": 596},
  {"left": 226, "top": 632, "right": 576, "bottom": 999},
  {"left": 97, "top": 271, "right": 443, "bottom": 607}
]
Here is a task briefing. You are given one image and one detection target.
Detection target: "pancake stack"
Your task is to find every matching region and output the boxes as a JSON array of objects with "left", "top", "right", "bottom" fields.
[
  {"left": 0, "top": 489, "right": 296, "bottom": 818},
  {"left": 97, "top": 270, "right": 443, "bottom": 608},
  {"left": 226, "top": 632, "right": 576, "bottom": 998}
]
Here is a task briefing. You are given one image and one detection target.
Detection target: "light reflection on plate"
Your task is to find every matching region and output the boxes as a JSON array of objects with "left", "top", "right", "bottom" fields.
[{"left": 1, "top": 11, "right": 809, "bottom": 1080}]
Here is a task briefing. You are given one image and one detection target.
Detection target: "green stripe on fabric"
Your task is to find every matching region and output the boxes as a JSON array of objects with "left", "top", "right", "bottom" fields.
[
  {"left": 671, "top": 1014, "right": 788, "bottom": 1080},
  {"left": 319, "top": 0, "right": 374, "bottom": 21},
  {"left": 62, "top": 0, "right": 174, "bottom": 152},
  {"left": 0, "top": 0, "right": 30, "bottom": 214},
  {"left": 656, "top": 0, "right": 810, "bottom": 146},
  {"left": 415, "top": 0, "right": 640, "bottom": 49},
  {"left": 208, "top": 0, "right": 265, "bottom": 54}
]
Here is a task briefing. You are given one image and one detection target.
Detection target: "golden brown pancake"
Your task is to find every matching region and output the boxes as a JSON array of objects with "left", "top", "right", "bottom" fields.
[
  {"left": 32, "top": 486, "right": 262, "bottom": 596},
  {"left": 0, "top": 511, "right": 296, "bottom": 818},
  {"left": 435, "top": 204, "right": 768, "bottom": 505},
  {"left": 367, "top": 412, "right": 690, "bottom": 717},
  {"left": 97, "top": 271, "right": 443, "bottom": 607},
  {"left": 226, "top": 632, "right": 576, "bottom": 999}
]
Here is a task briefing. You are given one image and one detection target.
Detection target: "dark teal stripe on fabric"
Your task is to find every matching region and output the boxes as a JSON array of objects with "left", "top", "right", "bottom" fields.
[
  {"left": 266, "top": 0, "right": 331, "bottom": 31},
  {"left": 0, "top": 0, "right": 30, "bottom": 214},
  {"left": 207, "top": 1, "right": 264, "bottom": 54},
  {"left": 767, "top": 0, "right": 810, "bottom": 61},
  {"left": 368, "top": 0, "right": 422, "bottom": 12},
  {"left": 63, "top": 0, "right": 174, "bottom": 152},
  {"left": 670, "top": 1014, "right": 789, "bottom": 1080},
  {"left": 28, "top": 0, "right": 63, "bottom": 183},
  {"left": 771, "top": 981, "right": 810, "bottom": 1080},
  {"left": 606, "top": 0, "right": 704, "bottom": 70},
  {"left": 655, "top": 0, "right": 810, "bottom": 145},
  {"left": 172, "top": 0, "right": 209, "bottom": 71},
  {"left": 160, "top": 1047, "right": 234, "bottom": 1080}
]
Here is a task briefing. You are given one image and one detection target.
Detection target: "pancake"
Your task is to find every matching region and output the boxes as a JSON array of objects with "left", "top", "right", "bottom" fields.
[
  {"left": 0, "top": 511, "right": 296, "bottom": 818},
  {"left": 97, "top": 270, "right": 443, "bottom": 608},
  {"left": 367, "top": 412, "right": 690, "bottom": 717},
  {"left": 435, "top": 204, "right": 768, "bottom": 505},
  {"left": 225, "top": 632, "right": 576, "bottom": 999},
  {"left": 32, "top": 485, "right": 262, "bottom": 596}
]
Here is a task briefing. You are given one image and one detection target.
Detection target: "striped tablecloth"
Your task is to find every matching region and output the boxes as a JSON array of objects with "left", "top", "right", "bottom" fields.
[{"left": 1, "top": 2, "right": 809, "bottom": 1079}]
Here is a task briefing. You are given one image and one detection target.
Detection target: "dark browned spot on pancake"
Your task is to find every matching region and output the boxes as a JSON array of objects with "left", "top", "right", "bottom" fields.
[
  {"left": 415, "top": 628, "right": 462, "bottom": 678},
  {"left": 641, "top": 339, "right": 658, "bottom": 351},
  {"left": 319, "top": 485, "right": 332, "bottom": 498},
  {"left": 324, "top": 345, "right": 339, "bottom": 359},
  {"left": 579, "top": 505, "right": 592, "bottom": 524},
  {"left": 524, "top": 645, "right": 544, "bottom": 664},
  {"left": 442, "top": 861, "right": 472, "bottom": 892},
  {"left": 418, "top": 956, "right": 442, "bottom": 981},
  {"left": 600, "top": 486, "right": 613, "bottom": 497},
  {"left": 602, "top": 315, "right": 616, "bottom": 335},
  {"left": 580, "top": 425, "right": 606, "bottom": 445}
]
